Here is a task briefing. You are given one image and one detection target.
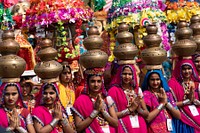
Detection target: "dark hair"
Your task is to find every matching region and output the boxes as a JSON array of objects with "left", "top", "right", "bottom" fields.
[
  {"left": 147, "top": 72, "right": 162, "bottom": 88},
  {"left": 43, "top": 83, "right": 57, "bottom": 92}
]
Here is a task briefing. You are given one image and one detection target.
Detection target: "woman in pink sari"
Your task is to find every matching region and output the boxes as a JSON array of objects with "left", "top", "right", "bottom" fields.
[
  {"left": 168, "top": 58, "right": 200, "bottom": 132},
  {"left": 108, "top": 64, "right": 149, "bottom": 133},
  {"left": 142, "top": 69, "right": 181, "bottom": 133},
  {"left": 71, "top": 68, "right": 118, "bottom": 133},
  {"left": 0, "top": 82, "right": 35, "bottom": 133},
  {"left": 32, "top": 83, "right": 74, "bottom": 133}
]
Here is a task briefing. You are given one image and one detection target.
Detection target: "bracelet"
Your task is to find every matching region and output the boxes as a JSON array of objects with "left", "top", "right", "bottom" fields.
[
  {"left": 121, "top": 108, "right": 130, "bottom": 116},
  {"left": 138, "top": 108, "right": 144, "bottom": 114},
  {"left": 157, "top": 103, "right": 164, "bottom": 110},
  {"left": 183, "top": 99, "right": 190, "bottom": 105},
  {"left": 6, "top": 127, "right": 14, "bottom": 131},
  {"left": 193, "top": 99, "right": 200, "bottom": 105},
  {"left": 102, "top": 111, "right": 110, "bottom": 118},
  {"left": 89, "top": 110, "right": 99, "bottom": 119},
  {"left": 50, "top": 119, "right": 59, "bottom": 128},
  {"left": 61, "top": 118, "right": 68, "bottom": 126},
  {"left": 17, "top": 126, "right": 28, "bottom": 133},
  {"left": 166, "top": 102, "right": 173, "bottom": 110}
]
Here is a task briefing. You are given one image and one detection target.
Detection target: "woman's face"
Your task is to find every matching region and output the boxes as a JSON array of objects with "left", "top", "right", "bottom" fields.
[
  {"left": 43, "top": 86, "right": 57, "bottom": 105},
  {"left": 4, "top": 86, "right": 19, "bottom": 107},
  {"left": 21, "top": 83, "right": 32, "bottom": 97},
  {"left": 181, "top": 65, "right": 192, "bottom": 79},
  {"left": 194, "top": 56, "right": 200, "bottom": 72},
  {"left": 149, "top": 73, "right": 161, "bottom": 90},
  {"left": 89, "top": 75, "right": 102, "bottom": 93},
  {"left": 60, "top": 67, "right": 72, "bottom": 83},
  {"left": 122, "top": 67, "right": 133, "bottom": 85}
]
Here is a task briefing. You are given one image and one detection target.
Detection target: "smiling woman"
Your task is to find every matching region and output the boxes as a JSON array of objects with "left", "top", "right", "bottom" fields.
[
  {"left": 32, "top": 83, "right": 74, "bottom": 133},
  {"left": 108, "top": 64, "right": 148, "bottom": 133},
  {"left": 168, "top": 58, "right": 200, "bottom": 132}
]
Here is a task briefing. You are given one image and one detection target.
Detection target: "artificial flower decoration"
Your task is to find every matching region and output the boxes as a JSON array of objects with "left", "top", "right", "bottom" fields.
[
  {"left": 23, "top": 0, "right": 93, "bottom": 28},
  {"left": 166, "top": 0, "right": 200, "bottom": 23},
  {"left": 106, "top": 0, "right": 168, "bottom": 62}
]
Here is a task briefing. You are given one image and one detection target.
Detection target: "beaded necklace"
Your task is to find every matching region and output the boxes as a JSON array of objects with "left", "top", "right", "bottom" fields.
[{"left": 182, "top": 80, "right": 193, "bottom": 100}]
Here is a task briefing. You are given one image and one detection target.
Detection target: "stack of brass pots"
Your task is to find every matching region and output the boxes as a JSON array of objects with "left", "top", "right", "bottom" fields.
[
  {"left": 190, "top": 15, "right": 200, "bottom": 53},
  {"left": 141, "top": 24, "right": 167, "bottom": 70},
  {"left": 113, "top": 23, "right": 138, "bottom": 65},
  {"left": 172, "top": 20, "right": 197, "bottom": 57},
  {"left": 79, "top": 26, "right": 108, "bottom": 69},
  {"left": 34, "top": 38, "right": 63, "bottom": 82},
  {"left": 0, "top": 30, "right": 26, "bottom": 82}
]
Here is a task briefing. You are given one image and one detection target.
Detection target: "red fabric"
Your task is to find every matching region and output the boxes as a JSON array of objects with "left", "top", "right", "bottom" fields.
[{"left": 75, "top": 80, "right": 84, "bottom": 99}]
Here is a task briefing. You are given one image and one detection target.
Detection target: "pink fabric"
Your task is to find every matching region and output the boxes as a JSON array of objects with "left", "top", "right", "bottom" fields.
[
  {"left": 0, "top": 108, "right": 29, "bottom": 129},
  {"left": 0, "top": 82, "right": 26, "bottom": 108},
  {"left": 32, "top": 106, "right": 58, "bottom": 133},
  {"left": 171, "top": 58, "right": 199, "bottom": 82},
  {"left": 168, "top": 58, "right": 200, "bottom": 132},
  {"left": 35, "top": 83, "right": 60, "bottom": 107},
  {"left": 108, "top": 86, "right": 147, "bottom": 133},
  {"left": 73, "top": 94, "right": 116, "bottom": 133},
  {"left": 143, "top": 91, "right": 176, "bottom": 133},
  {"left": 110, "top": 64, "right": 139, "bottom": 94}
]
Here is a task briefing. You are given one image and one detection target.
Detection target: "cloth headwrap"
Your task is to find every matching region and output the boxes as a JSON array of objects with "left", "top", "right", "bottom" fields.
[
  {"left": 142, "top": 69, "right": 170, "bottom": 92},
  {"left": 110, "top": 64, "right": 139, "bottom": 93},
  {"left": 171, "top": 58, "right": 199, "bottom": 82},
  {"left": 0, "top": 82, "right": 27, "bottom": 108},
  {"left": 192, "top": 53, "right": 200, "bottom": 61},
  {"left": 83, "top": 68, "right": 107, "bottom": 96}
]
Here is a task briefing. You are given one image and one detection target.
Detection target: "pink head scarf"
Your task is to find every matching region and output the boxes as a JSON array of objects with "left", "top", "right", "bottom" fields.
[
  {"left": 110, "top": 64, "right": 139, "bottom": 94},
  {"left": 0, "top": 82, "right": 26, "bottom": 108},
  {"left": 171, "top": 58, "right": 199, "bottom": 82}
]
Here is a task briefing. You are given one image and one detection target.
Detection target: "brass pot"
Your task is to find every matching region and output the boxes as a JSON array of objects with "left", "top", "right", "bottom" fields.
[
  {"left": 190, "top": 15, "right": 200, "bottom": 34},
  {"left": 87, "top": 26, "right": 100, "bottom": 36},
  {"left": 0, "top": 30, "right": 20, "bottom": 55},
  {"left": 143, "top": 24, "right": 162, "bottom": 47},
  {"left": 118, "top": 22, "right": 129, "bottom": 32},
  {"left": 141, "top": 47, "right": 167, "bottom": 65},
  {"left": 113, "top": 43, "right": 138, "bottom": 60},
  {"left": 34, "top": 60, "right": 63, "bottom": 80},
  {"left": 116, "top": 31, "right": 133, "bottom": 44},
  {"left": 0, "top": 55, "right": 26, "bottom": 78},
  {"left": 192, "top": 35, "right": 200, "bottom": 52},
  {"left": 146, "top": 24, "right": 158, "bottom": 34},
  {"left": 37, "top": 47, "right": 57, "bottom": 61},
  {"left": 2, "top": 30, "right": 15, "bottom": 40},
  {"left": 79, "top": 50, "right": 108, "bottom": 69},
  {"left": 40, "top": 38, "right": 53, "bottom": 48},
  {"left": 83, "top": 35, "right": 103, "bottom": 50},
  {"left": 143, "top": 34, "right": 161, "bottom": 47},
  {"left": 176, "top": 27, "right": 193, "bottom": 39},
  {"left": 172, "top": 39, "right": 197, "bottom": 56},
  {"left": 0, "top": 39, "right": 20, "bottom": 55}
]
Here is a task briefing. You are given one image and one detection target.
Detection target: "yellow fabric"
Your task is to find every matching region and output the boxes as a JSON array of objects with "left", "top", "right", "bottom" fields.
[
  {"left": 57, "top": 82, "right": 75, "bottom": 126},
  {"left": 57, "top": 82, "right": 75, "bottom": 108}
]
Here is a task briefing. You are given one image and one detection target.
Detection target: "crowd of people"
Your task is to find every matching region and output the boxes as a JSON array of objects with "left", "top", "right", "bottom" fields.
[{"left": 1, "top": 55, "right": 200, "bottom": 133}]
